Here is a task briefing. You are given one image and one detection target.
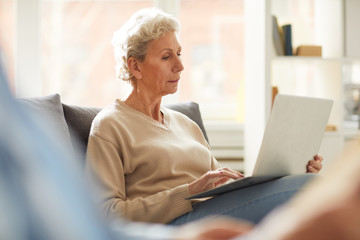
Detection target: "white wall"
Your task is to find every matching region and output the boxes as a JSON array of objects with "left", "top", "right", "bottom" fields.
[{"left": 345, "top": 0, "right": 360, "bottom": 57}]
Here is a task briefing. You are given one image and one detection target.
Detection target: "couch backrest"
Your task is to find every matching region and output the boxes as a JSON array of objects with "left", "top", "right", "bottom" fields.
[
  {"left": 62, "top": 104, "right": 102, "bottom": 165},
  {"left": 63, "top": 102, "right": 209, "bottom": 165},
  {"left": 19, "top": 94, "right": 209, "bottom": 167}
]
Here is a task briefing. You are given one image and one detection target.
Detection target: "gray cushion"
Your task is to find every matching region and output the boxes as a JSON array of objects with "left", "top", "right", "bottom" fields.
[
  {"left": 19, "top": 94, "right": 72, "bottom": 146},
  {"left": 62, "top": 104, "right": 101, "bottom": 164},
  {"left": 165, "top": 102, "right": 209, "bottom": 143},
  {"left": 18, "top": 95, "right": 209, "bottom": 166}
]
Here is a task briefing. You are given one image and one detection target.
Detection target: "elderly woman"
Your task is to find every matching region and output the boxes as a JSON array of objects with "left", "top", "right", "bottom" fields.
[{"left": 85, "top": 8, "right": 322, "bottom": 225}]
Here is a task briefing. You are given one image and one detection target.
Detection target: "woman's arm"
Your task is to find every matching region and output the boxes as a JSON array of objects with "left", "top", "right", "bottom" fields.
[{"left": 85, "top": 134, "right": 193, "bottom": 224}]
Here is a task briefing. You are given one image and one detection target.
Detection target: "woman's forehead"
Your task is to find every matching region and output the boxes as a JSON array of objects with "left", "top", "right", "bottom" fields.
[{"left": 148, "top": 32, "right": 181, "bottom": 53}]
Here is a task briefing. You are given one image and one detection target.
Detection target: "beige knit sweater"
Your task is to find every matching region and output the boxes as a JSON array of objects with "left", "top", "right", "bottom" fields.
[{"left": 85, "top": 100, "right": 221, "bottom": 224}]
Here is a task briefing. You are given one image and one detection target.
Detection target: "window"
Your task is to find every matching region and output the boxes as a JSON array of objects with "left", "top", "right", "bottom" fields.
[
  {"left": 177, "top": 0, "right": 245, "bottom": 121},
  {"left": 41, "top": 0, "right": 153, "bottom": 107},
  {"left": 3, "top": 0, "right": 247, "bottom": 162},
  {"left": 7, "top": 0, "right": 246, "bottom": 123}
]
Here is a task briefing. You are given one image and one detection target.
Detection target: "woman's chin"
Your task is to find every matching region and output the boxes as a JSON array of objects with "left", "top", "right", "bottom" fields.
[{"left": 167, "top": 86, "right": 179, "bottom": 95}]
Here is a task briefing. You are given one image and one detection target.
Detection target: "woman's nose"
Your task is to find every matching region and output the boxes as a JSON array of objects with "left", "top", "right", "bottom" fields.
[{"left": 174, "top": 56, "right": 184, "bottom": 72}]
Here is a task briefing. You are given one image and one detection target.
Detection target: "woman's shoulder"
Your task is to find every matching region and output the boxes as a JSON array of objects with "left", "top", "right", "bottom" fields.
[
  {"left": 91, "top": 102, "right": 128, "bottom": 132},
  {"left": 94, "top": 102, "right": 119, "bottom": 119}
]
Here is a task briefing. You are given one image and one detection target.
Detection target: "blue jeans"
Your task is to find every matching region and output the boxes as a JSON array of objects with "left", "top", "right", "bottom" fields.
[{"left": 169, "top": 174, "right": 315, "bottom": 225}]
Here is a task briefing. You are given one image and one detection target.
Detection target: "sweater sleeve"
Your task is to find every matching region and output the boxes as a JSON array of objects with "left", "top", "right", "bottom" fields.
[{"left": 85, "top": 134, "right": 193, "bottom": 224}]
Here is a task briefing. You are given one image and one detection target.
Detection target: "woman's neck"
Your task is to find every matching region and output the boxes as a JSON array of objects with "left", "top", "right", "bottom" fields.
[{"left": 123, "top": 89, "right": 163, "bottom": 123}]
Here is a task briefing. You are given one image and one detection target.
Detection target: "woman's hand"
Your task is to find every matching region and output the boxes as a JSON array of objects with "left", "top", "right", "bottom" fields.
[
  {"left": 188, "top": 168, "right": 244, "bottom": 196},
  {"left": 306, "top": 154, "right": 323, "bottom": 173}
]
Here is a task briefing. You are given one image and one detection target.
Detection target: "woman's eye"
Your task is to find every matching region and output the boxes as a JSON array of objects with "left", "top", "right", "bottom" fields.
[{"left": 162, "top": 56, "right": 170, "bottom": 60}]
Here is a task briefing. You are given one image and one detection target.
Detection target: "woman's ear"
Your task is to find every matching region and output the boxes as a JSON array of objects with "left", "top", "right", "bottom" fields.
[{"left": 127, "top": 57, "right": 142, "bottom": 79}]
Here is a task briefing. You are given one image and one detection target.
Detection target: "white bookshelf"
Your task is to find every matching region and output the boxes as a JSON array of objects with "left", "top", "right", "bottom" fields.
[{"left": 244, "top": 0, "right": 360, "bottom": 174}]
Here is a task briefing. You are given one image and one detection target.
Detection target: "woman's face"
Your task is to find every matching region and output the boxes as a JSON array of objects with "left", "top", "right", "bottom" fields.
[{"left": 137, "top": 31, "right": 184, "bottom": 97}]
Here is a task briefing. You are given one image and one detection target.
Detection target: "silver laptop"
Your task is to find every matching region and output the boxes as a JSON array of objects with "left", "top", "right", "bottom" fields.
[{"left": 187, "top": 94, "right": 333, "bottom": 199}]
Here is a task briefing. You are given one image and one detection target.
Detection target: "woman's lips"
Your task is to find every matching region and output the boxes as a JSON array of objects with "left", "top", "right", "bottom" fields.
[{"left": 168, "top": 79, "right": 179, "bottom": 83}]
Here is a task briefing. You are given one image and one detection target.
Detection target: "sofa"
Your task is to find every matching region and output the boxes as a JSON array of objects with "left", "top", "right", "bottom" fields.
[{"left": 20, "top": 93, "right": 209, "bottom": 166}]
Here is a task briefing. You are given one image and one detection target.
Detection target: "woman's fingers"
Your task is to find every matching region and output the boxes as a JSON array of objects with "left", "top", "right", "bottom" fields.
[
  {"left": 214, "top": 177, "right": 231, "bottom": 187},
  {"left": 314, "top": 154, "right": 323, "bottom": 162},
  {"left": 307, "top": 165, "right": 318, "bottom": 173},
  {"left": 306, "top": 154, "right": 323, "bottom": 173},
  {"left": 206, "top": 168, "right": 243, "bottom": 180},
  {"left": 307, "top": 160, "right": 322, "bottom": 173},
  {"left": 188, "top": 168, "right": 244, "bottom": 195}
]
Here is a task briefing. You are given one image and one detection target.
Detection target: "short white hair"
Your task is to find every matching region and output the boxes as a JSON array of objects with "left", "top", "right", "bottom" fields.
[{"left": 111, "top": 8, "right": 180, "bottom": 85}]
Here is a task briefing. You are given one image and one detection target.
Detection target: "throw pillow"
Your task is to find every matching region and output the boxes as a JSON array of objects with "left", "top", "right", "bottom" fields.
[{"left": 19, "top": 94, "right": 73, "bottom": 147}]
